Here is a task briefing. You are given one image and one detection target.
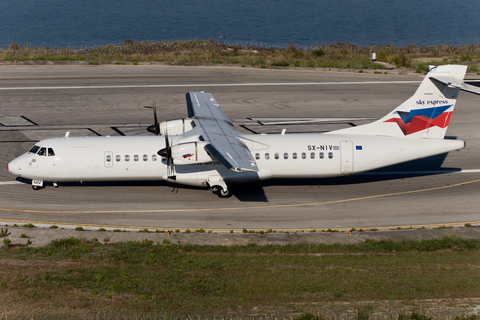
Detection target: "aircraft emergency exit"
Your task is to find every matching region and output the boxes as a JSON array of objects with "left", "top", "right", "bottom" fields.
[{"left": 7, "top": 65, "right": 480, "bottom": 197}]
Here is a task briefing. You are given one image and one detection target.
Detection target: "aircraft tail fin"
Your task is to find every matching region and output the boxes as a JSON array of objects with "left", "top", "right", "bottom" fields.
[{"left": 329, "top": 65, "right": 475, "bottom": 139}]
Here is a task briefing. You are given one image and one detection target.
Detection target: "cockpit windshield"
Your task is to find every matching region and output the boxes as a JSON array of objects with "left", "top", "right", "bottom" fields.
[
  {"left": 28, "top": 145, "right": 40, "bottom": 154},
  {"left": 27, "top": 145, "right": 56, "bottom": 157}
]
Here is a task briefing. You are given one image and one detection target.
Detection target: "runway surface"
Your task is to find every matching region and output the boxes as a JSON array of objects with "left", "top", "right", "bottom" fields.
[{"left": 1, "top": 64, "right": 479, "bottom": 230}]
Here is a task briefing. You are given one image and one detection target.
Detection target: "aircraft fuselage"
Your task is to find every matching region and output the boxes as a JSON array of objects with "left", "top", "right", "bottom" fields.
[{"left": 7, "top": 133, "right": 464, "bottom": 188}]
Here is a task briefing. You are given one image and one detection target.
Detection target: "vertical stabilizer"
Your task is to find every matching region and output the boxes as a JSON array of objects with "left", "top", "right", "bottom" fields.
[{"left": 328, "top": 65, "right": 467, "bottom": 139}]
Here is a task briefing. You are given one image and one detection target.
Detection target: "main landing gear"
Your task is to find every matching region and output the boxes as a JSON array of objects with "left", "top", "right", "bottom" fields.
[{"left": 209, "top": 184, "right": 233, "bottom": 198}]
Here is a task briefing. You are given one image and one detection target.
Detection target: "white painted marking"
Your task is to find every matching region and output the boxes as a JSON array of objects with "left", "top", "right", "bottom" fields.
[
  {"left": 0, "top": 81, "right": 422, "bottom": 91},
  {"left": 0, "top": 181, "right": 23, "bottom": 185}
]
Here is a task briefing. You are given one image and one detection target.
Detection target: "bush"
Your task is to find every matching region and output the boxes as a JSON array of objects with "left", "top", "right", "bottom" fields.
[
  {"left": 415, "top": 63, "right": 428, "bottom": 73},
  {"left": 293, "top": 313, "right": 323, "bottom": 320},
  {"left": 0, "top": 228, "right": 8, "bottom": 237},
  {"left": 271, "top": 61, "right": 289, "bottom": 66},
  {"left": 311, "top": 48, "right": 326, "bottom": 57},
  {"left": 51, "top": 237, "right": 81, "bottom": 248}
]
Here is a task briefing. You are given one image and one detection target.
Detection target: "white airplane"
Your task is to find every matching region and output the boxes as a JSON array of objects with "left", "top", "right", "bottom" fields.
[{"left": 7, "top": 65, "right": 480, "bottom": 197}]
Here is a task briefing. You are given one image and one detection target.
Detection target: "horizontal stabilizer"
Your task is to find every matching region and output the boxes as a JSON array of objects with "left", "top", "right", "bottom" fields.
[{"left": 430, "top": 76, "right": 480, "bottom": 95}]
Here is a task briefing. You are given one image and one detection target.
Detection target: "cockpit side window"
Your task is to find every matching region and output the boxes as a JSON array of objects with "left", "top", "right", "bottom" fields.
[
  {"left": 38, "top": 147, "right": 47, "bottom": 156},
  {"left": 28, "top": 145, "right": 40, "bottom": 154},
  {"left": 48, "top": 148, "right": 55, "bottom": 157}
]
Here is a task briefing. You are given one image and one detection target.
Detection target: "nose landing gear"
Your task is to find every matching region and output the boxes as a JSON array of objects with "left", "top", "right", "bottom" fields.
[{"left": 32, "top": 180, "right": 44, "bottom": 190}]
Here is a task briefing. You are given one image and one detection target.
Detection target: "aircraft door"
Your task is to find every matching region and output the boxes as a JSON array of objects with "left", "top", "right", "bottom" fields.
[
  {"left": 70, "top": 147, "right": 94, "bottom": 178},
  {"left": 340, "top": 140, "right": 354, "bottom": 173}
]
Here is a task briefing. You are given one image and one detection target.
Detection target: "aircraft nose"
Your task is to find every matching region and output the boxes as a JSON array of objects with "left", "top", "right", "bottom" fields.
[{"left": 7, "top": 158, "right": 21, "bottom": 176}]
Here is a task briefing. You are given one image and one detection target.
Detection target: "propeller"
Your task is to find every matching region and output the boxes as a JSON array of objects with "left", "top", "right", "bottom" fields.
[
  {"left": 146, "top": 99, "right": 176, "bottom": 181},
  {"left": 158, "top": 129, "right": 176, "bottom": 181},
  {"left": 146, "top": 100, "right": 160, "bottom": 135}
]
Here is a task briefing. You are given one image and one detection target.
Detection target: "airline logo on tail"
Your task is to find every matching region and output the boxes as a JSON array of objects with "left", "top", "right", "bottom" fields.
[{"left": 384, "top": 105, "right": 452, "bottom": 135}]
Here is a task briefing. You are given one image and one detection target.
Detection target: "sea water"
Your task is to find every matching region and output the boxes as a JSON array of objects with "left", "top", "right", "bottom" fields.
[{"left": 1, "top": 0, "right": 479, "bottom": 49}]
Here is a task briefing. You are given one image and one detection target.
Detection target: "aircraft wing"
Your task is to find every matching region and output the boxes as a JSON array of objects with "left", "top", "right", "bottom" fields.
[{"left": 186, "top": 92, "right": 259, "bottom": 172}]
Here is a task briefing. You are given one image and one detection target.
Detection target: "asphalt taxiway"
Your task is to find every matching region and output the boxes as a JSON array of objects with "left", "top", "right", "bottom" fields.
[{"left": 1, "top": 64, "right": 479, "bottom": 231}]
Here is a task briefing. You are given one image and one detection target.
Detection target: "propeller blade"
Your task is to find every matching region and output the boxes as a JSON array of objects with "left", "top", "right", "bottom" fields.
[
  {"left": 146, "top": 100, "right": 160, "bottom": 135},
  {"left": 157, "top": 127, "right": 175, "bottom": 181}
]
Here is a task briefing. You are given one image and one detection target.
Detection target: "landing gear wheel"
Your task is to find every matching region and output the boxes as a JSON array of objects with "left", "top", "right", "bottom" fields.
[
  {"left": 210, "top": 186, "right": 220, "bottom": 194},
  {"left": 216, "top": 187, "right": 233, "bottom": 198},
  {"left": 32, "top": 185, "right": 43, "bottom": 190}
]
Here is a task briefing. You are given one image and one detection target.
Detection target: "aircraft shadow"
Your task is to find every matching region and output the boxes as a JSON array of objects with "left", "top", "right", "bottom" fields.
[{"left": 233, "top": 152, "right": 460, "bottom": 201}]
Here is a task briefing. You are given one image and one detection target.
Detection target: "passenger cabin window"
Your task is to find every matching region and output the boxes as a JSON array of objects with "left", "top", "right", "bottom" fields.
[
  {"left": 28, "top": 145, "right": 40, "bottom": 154},
  {"left": 125, "top": 155, "right": 130, "bottom": 162},
  {"left": 301, "top": 152, "right": 306, "bottom": 159},
  {"left": 320, "top": 152, "right": 324, "bottom": 159},
  {"left": 106, "top": 155, "right": 112, "bottom": 162},
  {"left": 293, "top": 152, "right": 297, "bottom": 159},
  {"left": 116, "top": 155, "right": 121, "bottom": 162},
  {"left": 152, "top": 154, "right": 157, "bottom": 161},
  {"left": 255, "top": 153, "right": 260, "bottom": 160},
  {"left": 38, "top": 147, "right": 46, "bottom": 156},
  {"left": 48, "top": 148, "right": 55, "bottom": 157},
  {"left": 310, "top": 152, "right": 315, "bottom": 159},
  {"left": 274, "top": 152, "right": 279, "bottom": 160},
  {"left": 143, "top": 154, "right": 148, "bottom": 161},
  {"left": 134, "top": 155, "right": 139, "bottom": 162},
  {"left": 284, "top": 153, "right": 288, "bottom": 159},
  {"left": 328, "top": 152, "right": 333, "bottom": 159},
  {"left": 265, "top": 153, "right": 270, "bottom": 160}
]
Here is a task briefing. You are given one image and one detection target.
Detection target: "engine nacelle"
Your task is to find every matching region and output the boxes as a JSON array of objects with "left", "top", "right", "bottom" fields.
[
  {"left": 159, "top": 119, "right": 193, "bottom": 135},
  {"left": 171, "top": 142, "right": 214, "bottom": 164}
]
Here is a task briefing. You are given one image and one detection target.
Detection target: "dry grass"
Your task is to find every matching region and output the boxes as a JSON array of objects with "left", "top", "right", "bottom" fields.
[{"left": 1, "top": 40, "right": 480, "bottom": 72}]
